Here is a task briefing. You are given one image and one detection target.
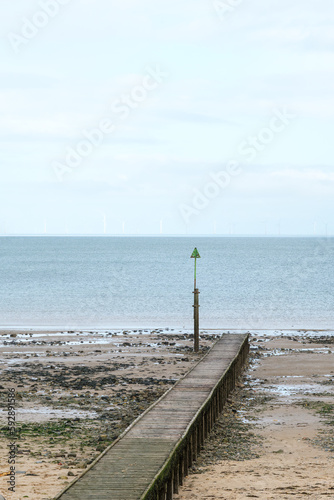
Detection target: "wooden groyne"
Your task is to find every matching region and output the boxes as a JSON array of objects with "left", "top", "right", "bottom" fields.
[{"left": 54, "top": 333, "right": 249, "bottom": 500}]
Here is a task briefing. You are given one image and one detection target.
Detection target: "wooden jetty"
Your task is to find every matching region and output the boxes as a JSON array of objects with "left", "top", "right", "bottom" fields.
[{"left": 54, "top": 333, "right": 249, "bottom": 500}]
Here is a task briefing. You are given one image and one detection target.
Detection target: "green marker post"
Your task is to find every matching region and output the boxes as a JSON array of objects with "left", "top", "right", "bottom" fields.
[{"left": 190, "top": 248, "right": 201, "bottom": 352}]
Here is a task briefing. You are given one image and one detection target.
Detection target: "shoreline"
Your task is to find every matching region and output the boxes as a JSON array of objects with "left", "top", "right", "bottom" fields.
[{"left": 1, "top": 327, "right": 334, "bottom": 334}]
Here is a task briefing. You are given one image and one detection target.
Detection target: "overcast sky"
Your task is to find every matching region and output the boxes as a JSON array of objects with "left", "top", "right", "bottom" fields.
[{"left": 0, "top": 0, "right": 333, "bottom": 235}]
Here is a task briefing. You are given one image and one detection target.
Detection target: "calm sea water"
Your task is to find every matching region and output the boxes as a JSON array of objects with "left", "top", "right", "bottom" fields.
[{"left": 0, "top": 237, "right": 333, "bottom": 330}]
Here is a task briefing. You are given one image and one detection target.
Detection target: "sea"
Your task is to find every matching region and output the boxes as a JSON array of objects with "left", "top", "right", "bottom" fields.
[{"left": 0, "top": 236, "right": 333, "bottom": 331}]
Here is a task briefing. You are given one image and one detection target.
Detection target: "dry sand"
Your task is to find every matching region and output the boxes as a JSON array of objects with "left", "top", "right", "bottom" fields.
[{"left": 174, "top": 332, "right": 334, "bottom": 499}]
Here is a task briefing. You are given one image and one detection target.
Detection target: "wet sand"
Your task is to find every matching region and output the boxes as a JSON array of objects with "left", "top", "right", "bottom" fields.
[{"left": 174, "top": 332, "right": 334, "bottom": 499}]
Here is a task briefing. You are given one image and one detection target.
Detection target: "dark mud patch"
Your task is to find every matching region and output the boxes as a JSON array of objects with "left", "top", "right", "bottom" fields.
[{"left": 0, "top": 362, "right": 178, "bottom": 390}]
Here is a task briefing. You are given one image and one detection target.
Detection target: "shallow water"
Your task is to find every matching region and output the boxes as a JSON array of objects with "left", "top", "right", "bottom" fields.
[
  {"left": 0, "top": 236, "right": 333, "bottom": 329},
  {"left": 0, "top": 406, "right": 99, "bottom": 423}
]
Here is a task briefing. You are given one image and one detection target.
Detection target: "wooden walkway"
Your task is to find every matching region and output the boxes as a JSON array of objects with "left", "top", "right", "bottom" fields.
[{"left": 54, "top": 333, "right": 249, "bottom": 500}]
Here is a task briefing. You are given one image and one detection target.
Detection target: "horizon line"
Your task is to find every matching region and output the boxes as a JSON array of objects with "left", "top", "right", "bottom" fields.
[{"left": 0, "top": 234, "right": 332, "bottom": 238}]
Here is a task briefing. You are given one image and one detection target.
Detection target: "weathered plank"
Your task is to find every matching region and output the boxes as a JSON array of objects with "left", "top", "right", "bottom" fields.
[{"left": 54, "top": 333, "right": 249, "bottom": 500}]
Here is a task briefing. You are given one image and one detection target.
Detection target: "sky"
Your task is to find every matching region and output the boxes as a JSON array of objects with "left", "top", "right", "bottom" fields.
[{"left": 0, "top": 0, "right": 333, "bottom": 236}]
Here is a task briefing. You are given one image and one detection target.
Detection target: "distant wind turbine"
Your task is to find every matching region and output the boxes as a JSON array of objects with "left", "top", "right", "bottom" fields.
[
  {"left": 160, "top": 220, "right": 163, "bottom": 234},
  {"left": 103, "top": 214, "right": 107, "bottom": 235},
  {"left": 262, "top": 221, "right": 268, "bottom": 236},
  {"left": 229, "top": 223, "right": 235, "bottom": 235},
  {"left": 0, "top": 219, "right": 6, "bottom": 235},
  {"left": 97, "top": 211, "right": 107, "bottom": 235}
]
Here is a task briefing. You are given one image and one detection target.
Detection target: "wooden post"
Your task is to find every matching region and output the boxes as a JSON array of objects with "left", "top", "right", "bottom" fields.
[
  {"left": 188, "top": 436, "right": 193, "bottom": 468},
  {"left": 166, "top": 474, "right": 173, "bottom": 500},
  {"left": 184, "top": 445, "right": 189, "bottom": 476},
  {"left": 193, "top": 288, "right": 200, "bottom": 352},
  {"left": 213, "top": 395, "right": 216, "bottom": 422},
  {"left": 190, "top": 248, "right": 201, "bottom": 353},
  {"left": 198, "top": 419, "right": 203, "bottom": 451},
  {"left": 218, "top": 385, "right": 222, "bottom": 411},
  {"left": 206, "top": 409, "right": 210, "bottom": 435},
  {"left": 158, "top": 483, "right": 167, "bottom": 500},
  {"left": 193, "top": 427, "right": 198, "bottom": 461},
  {"left": 179, "top": 455, "right": 184, "bottom": 486},
  {"left": 173, "top": 465, "right": 179, "bottom": 494}
]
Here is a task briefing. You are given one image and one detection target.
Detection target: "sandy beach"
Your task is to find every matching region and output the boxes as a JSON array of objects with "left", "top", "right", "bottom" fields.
[
  {"left": 1, "top": 329, "right": 334, "bottom": 499},
  {"left": 174, "top": 332, "right": 334, "bottom": 499},
  {"left": 0, "top": 328, "right": 216, "bottom": 500}
]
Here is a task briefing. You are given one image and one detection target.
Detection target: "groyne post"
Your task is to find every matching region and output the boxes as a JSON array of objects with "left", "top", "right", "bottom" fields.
[{"left": 190, "top": 248, "right": 201, "bottom": 353}]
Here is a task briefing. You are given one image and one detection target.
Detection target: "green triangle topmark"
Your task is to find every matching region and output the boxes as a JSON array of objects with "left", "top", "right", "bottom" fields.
[{"left": 190, "top": 248, "right": 201, "bottom": 258}]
